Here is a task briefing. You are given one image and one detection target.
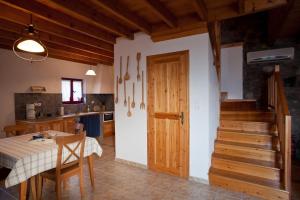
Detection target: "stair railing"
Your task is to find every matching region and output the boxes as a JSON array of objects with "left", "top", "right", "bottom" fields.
[{"left": 267, "top": 64, "right": 291, "bottom": 192}]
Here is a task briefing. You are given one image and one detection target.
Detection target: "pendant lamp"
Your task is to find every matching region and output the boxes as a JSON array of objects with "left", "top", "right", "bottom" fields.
[
  {"left": 85, "top": 66, "right": 96, "bottom": 76},
  {"left": 13, "top": 15, "right": 48, "bottom": 62}
]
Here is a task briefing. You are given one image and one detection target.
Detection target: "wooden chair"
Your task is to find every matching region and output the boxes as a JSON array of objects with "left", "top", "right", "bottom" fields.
[
  {"left": 38, "top": 133, "right": 86, "bottom": 200},
  {"left": 3, "top": 124, "right": 35, "bottom": 137}
]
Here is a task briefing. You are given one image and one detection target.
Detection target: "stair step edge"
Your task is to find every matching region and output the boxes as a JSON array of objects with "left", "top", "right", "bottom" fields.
[
  {"left": 215, "top": 140, "right": 275, "bottom": 151},
  {"left": 213, "top": 153, "right": 275, "bottom": 167},
  {"left": 212, "top": 154, "right": 279, "bottom": 170},
  {"left": 218, "top": 130, "right": 273, "bottom": 137},
  {"left": 209, "top": 168, "right": 284, "bottom": 190},
  {"left": 218, "top": 128, "right": 274, "bottom": 135}
]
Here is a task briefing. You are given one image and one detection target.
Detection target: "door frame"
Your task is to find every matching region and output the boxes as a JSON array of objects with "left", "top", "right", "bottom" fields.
[{"left": 146, "top": 50, "right": 190, "bottom": 178}]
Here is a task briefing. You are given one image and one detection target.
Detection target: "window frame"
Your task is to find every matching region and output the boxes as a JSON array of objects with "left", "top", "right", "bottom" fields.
[{"left": 61, "top": 78, "right": 84, "bottom": 104}]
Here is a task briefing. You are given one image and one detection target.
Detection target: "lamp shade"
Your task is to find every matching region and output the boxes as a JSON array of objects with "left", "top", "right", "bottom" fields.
[
  {"left": 85, "top": 69, "right": 96, "bottom": 76},
  {"left": 16, "top": 39, "right": 45, "bottom": 53}
]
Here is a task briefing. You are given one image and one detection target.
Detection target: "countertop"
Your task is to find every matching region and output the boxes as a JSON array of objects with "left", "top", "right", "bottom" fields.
[{"left": 17, "top": 111, "right": 114, "bottom": 124}]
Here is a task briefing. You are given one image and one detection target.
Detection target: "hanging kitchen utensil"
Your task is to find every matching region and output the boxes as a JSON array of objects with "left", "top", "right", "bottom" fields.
[
  {"left": 119, "top": 56, "right": 123, "bottom": 84},
  {"left": 140, "top": 71, "right": 145, "bottom": 110},
  {"left": 124, "top": 56, "right": 130, "bottom": 81},
  {"left": 124, "top": 55, "right": 130, "bottom": 81},
  {"left": 127, "top": 96, "right": 132, "bottom": 117},
  {"left": 131, "top": 82, "right": 135, "bottom": 108},
  {"left": 136, "top": 52, "right": 141, "bottom": 81},
  {"left": 115, "top": 76, "right": 119, "bottom": 104},
  {"left": 124, "top": 80, "right": 127, "bottom": 106}
]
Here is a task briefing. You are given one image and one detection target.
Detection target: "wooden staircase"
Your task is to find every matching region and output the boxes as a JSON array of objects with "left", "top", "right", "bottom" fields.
[{"left": 209, "top": 105, "right": 289, "bottom": 199}]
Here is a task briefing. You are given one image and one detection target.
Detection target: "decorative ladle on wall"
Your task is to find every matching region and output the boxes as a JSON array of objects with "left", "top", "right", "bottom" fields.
[
  {"left": 140, "top": 71, "right": 145, "bottom": 110},
  {"left": 119, "top": 56, "right": 123, "bottom": 84},
  {"left": 124, "top": 80, "right": 127, "bottom": 106},
  {"left": 127, "top": 96, "right": 132, "bottom": 117},
  {"left": 115, "top": 76, "right": 119, "bottom": 104},
  {"left": 131, "top": 83, "right": 135, "bottom": 108},
  {"left": 136, "top": 52, "right": 141, "bottom": 81},
  {"left": 124, "top": 56, "right": 130, "bottom": 81}
]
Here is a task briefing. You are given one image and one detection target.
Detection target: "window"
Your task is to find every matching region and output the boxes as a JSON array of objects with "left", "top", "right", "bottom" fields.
[{"left": 61, "top": 78, "right": 83, "bottom": 104}]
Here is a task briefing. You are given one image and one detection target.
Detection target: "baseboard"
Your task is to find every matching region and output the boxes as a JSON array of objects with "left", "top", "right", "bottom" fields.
[
  {"left": 115, "top": 158, "right": 209, "bottom": 185},
  {"left": 115, "top": 158, "right": 147, "bottom": 169},
  {"left": 189, "top": 176, "right": 209, "bottom": 185}
]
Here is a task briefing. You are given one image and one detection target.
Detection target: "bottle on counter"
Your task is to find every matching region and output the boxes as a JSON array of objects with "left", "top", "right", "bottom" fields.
[{"left": 59, "top": 106, "right": 64, "bottom": 116}]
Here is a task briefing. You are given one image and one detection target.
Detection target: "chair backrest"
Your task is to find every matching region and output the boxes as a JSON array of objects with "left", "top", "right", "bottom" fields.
[
  {"left": 3, "top": 124, "right": 35, "bottom": 137},
  {"left": 55, "top": 133, "right": 86, "bottom": 175}
]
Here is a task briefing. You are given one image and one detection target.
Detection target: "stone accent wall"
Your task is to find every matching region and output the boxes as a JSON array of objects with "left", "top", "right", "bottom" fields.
[
  {"left": 15, "top": 93, "right": 114, "bottom": 120},
  {"left": 221, "top": 13, "right": 300, "bottom": 159}
]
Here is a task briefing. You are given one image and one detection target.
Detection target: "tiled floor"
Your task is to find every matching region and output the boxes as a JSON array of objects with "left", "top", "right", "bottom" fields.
[{"left": 0, "top": 136, "right": 272, "bottom": 200}]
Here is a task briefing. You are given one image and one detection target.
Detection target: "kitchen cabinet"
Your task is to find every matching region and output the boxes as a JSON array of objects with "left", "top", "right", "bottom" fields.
[
  {"left": 17, "top": 118, "right": 73, "bottom": 133},
  {"left": 103, "top": 121, "right": 115, "bottom": 137},
  {"left": 63, "top": 117, "right": 76, "bottom": 134}
]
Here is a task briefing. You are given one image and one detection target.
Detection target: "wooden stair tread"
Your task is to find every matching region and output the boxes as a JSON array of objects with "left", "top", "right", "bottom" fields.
[
  {"left": 209, "top": 168, "right": 282, "bottom": 189},
  {"left": 221, "top": 110, "right": 273, "bottom": 114},
  {"left": 216, "top": 140, "right": 274, "bottom": 151},
  {"left": 218, "top": 128, "right": 273, "bottom": 136},
  {"left": 221, "top": 119, "right": 273, "bottom": 124},
  {"left": 213, "top": 153, "right": 275, "bottom": 168},
  {"left": 222, "top": 99, "right": 256, "bottom": 102}
]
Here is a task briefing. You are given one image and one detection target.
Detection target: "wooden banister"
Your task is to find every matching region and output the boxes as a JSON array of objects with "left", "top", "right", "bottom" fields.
[{"left": 267, "top": 65, "right": 291, "bottom": 194}]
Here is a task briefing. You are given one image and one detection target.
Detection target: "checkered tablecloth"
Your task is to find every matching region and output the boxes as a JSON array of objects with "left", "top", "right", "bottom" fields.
[{"left": 0, "top": 131, "right": 102, "bottom": 188}]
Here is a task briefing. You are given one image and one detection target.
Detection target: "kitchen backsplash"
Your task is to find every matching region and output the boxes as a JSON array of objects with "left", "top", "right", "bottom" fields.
[{"left": 15, "top": 93, "right": 114, "bottom": 120}]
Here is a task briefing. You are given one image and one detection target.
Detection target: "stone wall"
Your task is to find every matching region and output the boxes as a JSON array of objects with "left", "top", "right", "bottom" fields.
[{"left": 221, "top": 13, "right": 300, "bottom": 159}]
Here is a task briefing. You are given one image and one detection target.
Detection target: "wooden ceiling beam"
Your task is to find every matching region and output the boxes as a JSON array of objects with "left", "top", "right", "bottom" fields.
[
  {"left": 208, "top": 0, "right": 287, "bottom": 21},
  {"left": 238, "top": 0, "right": 245, "bottom": 14},
  {"left": 36, "top": 0, "right": 134, "bottom": 39},
  {"left": 151, "top": 16, "right": 207, "bottom": 42},
  {"left": 0, "top": 41, "right": 100, "bottom": 66},
  {"left": 143, "top": 0, "right": 177, "bottom": 28},
  {"left": 0, "top": 30, "right": 113, "bottom": 65},
  {"left": 192, "top": 0, "right": 208, "bottom": 21},
  {"left": 207, "top": 21, "right": 221, "bottom": 79},
  {"left": 0, "top": 0, "right": 115, "bottom": 44},
  {"left": 0, "top": 19, "right": 113, "bottom": 58},
  {"left": 0, "top": 2, "right": 113, "bottom": 52},
  {"left": 87, "top": 0, "right": 151, "bottom": 34}
]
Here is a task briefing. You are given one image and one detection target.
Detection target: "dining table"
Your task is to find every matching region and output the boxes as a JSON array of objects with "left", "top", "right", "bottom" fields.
[{"left": 0, "top": 130, "right": 103, "bottom": 200}]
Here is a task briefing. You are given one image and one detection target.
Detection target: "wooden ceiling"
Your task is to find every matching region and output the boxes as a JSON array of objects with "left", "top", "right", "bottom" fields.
[{"left": 0, "top": 0, "right": 289, "bottom": 66}]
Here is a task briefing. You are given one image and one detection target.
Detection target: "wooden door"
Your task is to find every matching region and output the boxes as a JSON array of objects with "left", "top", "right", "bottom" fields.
[{"left": 147, "top": 50, "right": 189, "bottom": 178}]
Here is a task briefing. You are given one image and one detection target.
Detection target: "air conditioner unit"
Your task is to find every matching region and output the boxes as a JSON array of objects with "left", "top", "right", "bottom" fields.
[{"left": 247, "top": 47, "right": 294, "bottom": 64}]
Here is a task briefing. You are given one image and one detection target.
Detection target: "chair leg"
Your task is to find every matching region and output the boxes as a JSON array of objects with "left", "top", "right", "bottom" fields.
[
  {"left": 87, "top": 155, "right": 95, "bottom": 188},
  {"left": 30, "top": 176, "right": 37, "bottom": 200},
  {"left": 37, "top": 175, "right": 43, "bottom": 200},
  {"left": 56, "top": 181, "right": 61, "bottom": 200},
  {"left": 79, "top": 170, "right": 84, "bottom": 197}
]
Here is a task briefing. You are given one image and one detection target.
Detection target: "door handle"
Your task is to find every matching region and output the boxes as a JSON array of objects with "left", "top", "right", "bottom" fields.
[{"left": 180, "top": 112, "right": 184, "bottom": 125}]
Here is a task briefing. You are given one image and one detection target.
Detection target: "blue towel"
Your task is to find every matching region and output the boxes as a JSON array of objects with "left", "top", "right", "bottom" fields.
[{"left": 79, "top": 115, "right": 100, "bottom": 137}]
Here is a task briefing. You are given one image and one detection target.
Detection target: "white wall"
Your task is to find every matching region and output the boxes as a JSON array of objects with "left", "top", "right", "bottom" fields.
[
  {"left": 114, "top": 32, "right": 220, "bottom": 180},
  {"left": 0, "top": 49, "right": 113, "bottom": 135},
  {"left": 221, "top": 45, "right": 243, "bottom": 99}
]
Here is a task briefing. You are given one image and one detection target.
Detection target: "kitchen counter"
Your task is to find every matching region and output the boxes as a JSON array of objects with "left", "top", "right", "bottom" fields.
[{"left": 16, "top": 111, "right": 113, "bottom": 124}]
